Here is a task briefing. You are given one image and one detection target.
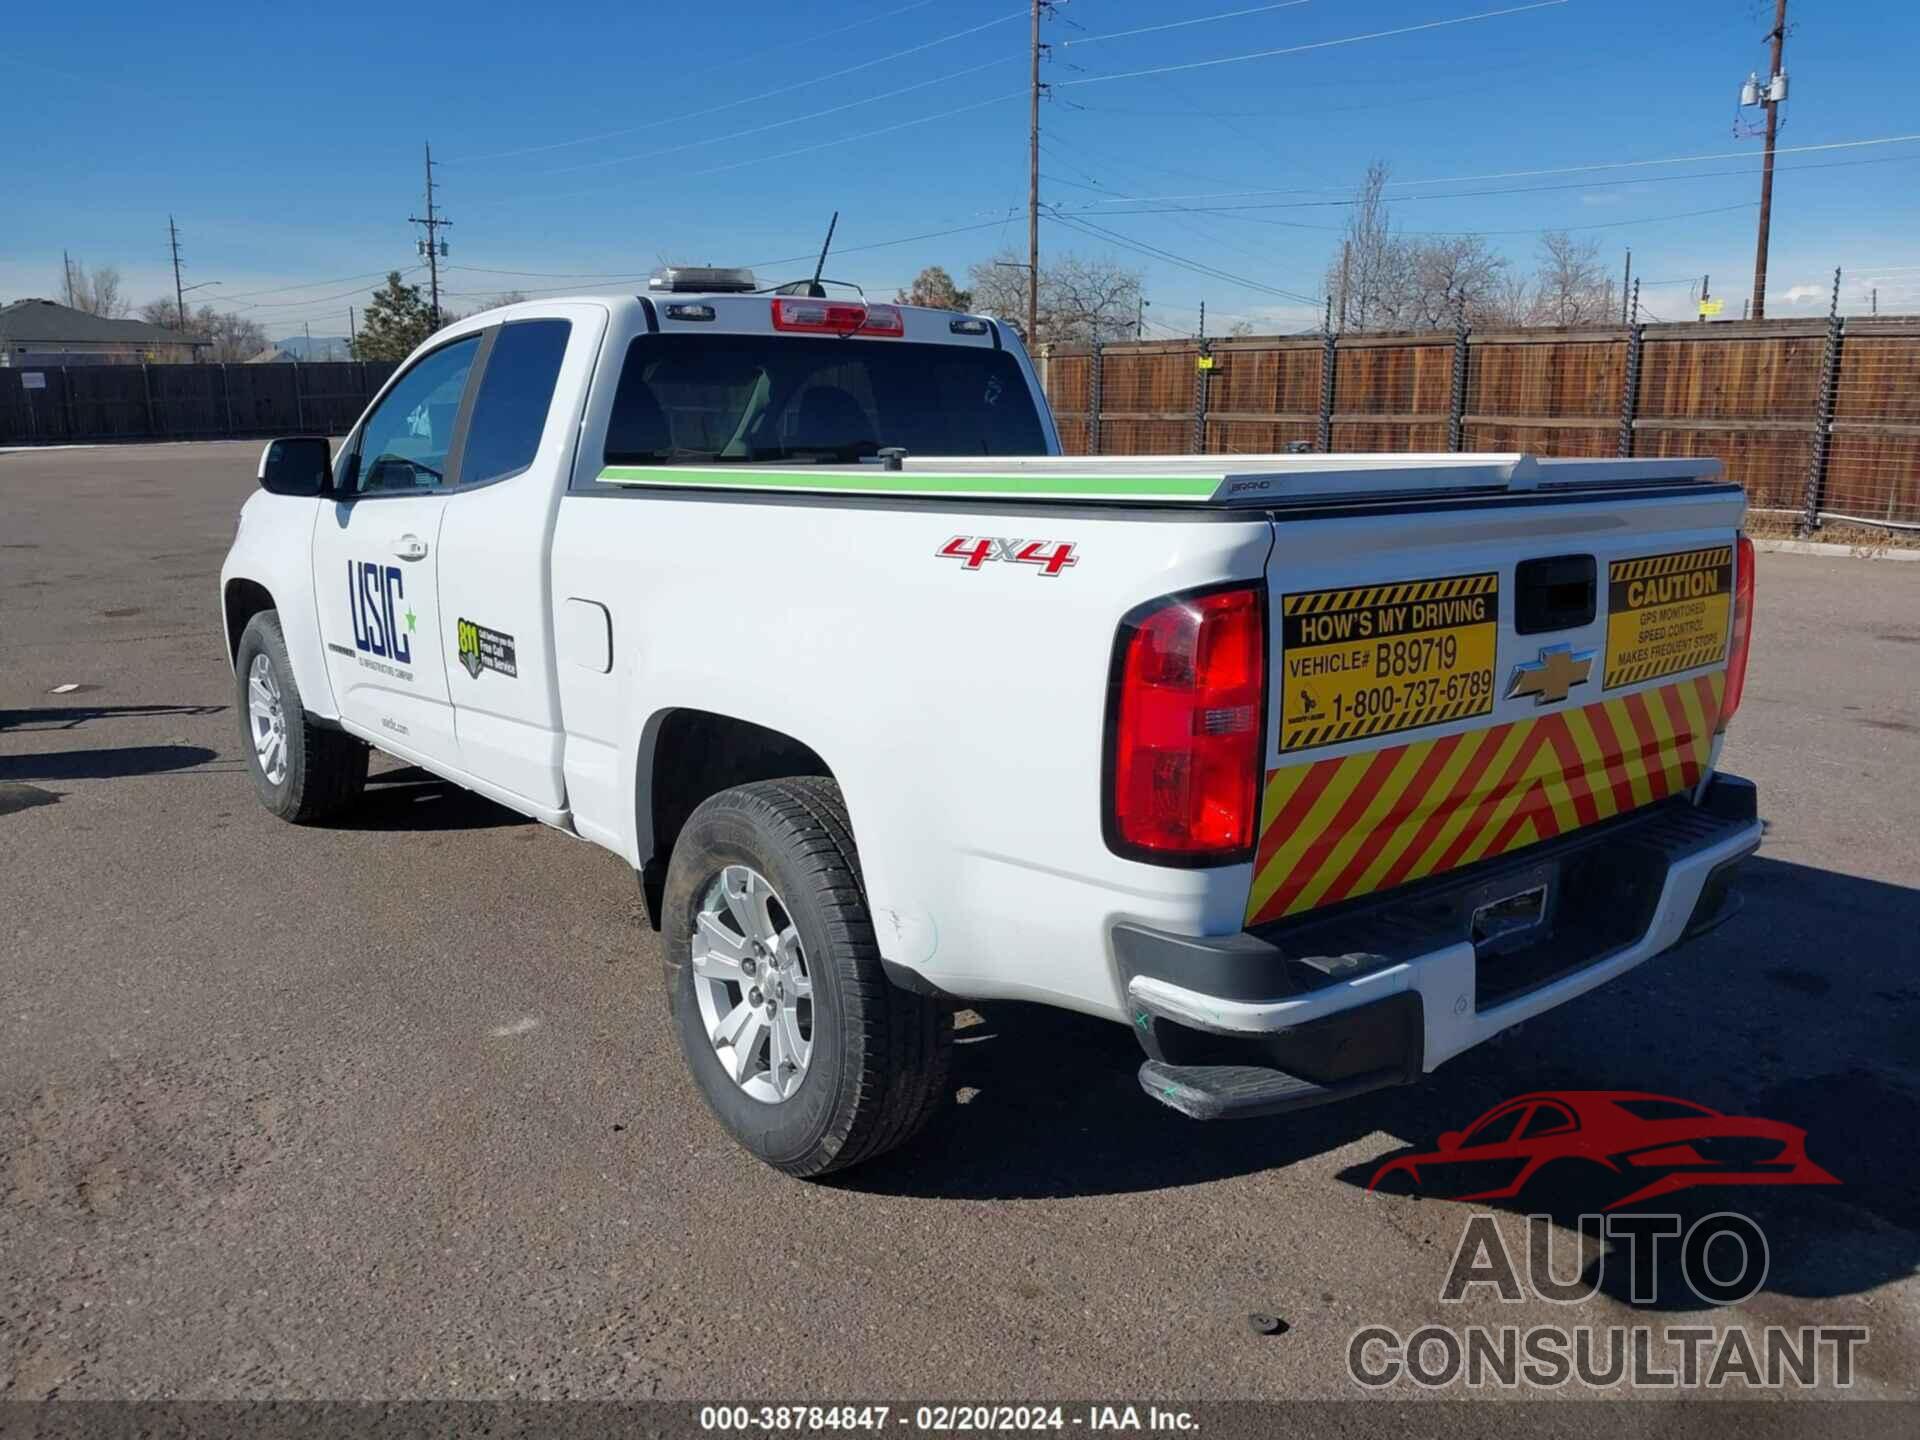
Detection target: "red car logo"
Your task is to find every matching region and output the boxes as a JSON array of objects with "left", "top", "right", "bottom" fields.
[{"left": 1367, "top": 1091, "right": 1838, "bottom": 1211}]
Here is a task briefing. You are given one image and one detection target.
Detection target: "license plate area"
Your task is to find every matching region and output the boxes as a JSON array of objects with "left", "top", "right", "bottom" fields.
[
  {"left": 1473, "top": 883, "right": 1550, "bottom": 949},
  {"left": 1463, "top": 861, "right": 1558, "bottom": 960}
]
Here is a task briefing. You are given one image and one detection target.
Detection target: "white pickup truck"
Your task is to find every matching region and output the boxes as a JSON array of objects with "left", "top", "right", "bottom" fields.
[{"left": 221, "top": 267, "right": 1762, "bottom": 1176}]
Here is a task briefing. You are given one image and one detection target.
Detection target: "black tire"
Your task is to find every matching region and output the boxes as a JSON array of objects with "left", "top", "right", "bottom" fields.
[
  {"left": 234, "top": 610, "right": 368, "bottom": 823},
  {"left": 662, "top": 777, "right": 951, "bottom": 1178}
]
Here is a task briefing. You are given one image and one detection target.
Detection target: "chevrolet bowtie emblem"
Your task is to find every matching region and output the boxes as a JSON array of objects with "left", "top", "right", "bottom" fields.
[{"left": 1505, "top": 644, "right": 1595, "bottom": 706}]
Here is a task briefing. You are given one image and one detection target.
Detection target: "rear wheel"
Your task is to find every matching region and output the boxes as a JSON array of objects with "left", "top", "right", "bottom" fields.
[
  {"left": 662, "top": 778, "right": 950, "bottom": 1177},
  {"left": 234, "top": 610, "right": 368, "bottom": 823}
]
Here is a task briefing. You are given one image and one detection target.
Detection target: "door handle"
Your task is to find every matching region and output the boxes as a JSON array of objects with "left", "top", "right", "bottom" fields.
[{"left": 392, "top": 534, "right": 429, "bottom": 561}]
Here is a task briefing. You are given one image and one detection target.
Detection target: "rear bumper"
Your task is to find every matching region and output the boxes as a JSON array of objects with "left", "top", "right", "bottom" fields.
[{"left": 1122, "top": 774, "right": 1762, "bottom": 1120}]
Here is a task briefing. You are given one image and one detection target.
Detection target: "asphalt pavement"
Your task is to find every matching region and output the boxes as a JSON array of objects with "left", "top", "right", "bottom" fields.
[{"left": 2, "top": 441, "right": 1916, "bottom": 1406}]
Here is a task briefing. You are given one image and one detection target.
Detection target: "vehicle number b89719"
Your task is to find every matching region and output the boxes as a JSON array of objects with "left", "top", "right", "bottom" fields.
[{"left": 1280, "top": 572, "right": 1499, "bottom": 752}]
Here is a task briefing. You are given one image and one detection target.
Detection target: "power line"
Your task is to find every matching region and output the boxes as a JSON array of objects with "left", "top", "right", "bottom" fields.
[
  {"left": 1046, "top": 206, "right": 1321, "bottom": 306},
  {"left": 207, "top": 270, "right": 400, "bottom": 302},
  {"left": 449, "top": 6, "right": 1027, "bottom": 165},
  {"left": 1060, "top": 0, "right": 1311, "bottom": 48},
  {"left": 1056, "top": 1, "right": 1571, "bottom": 88},
  {"left": 1066, "top": 132, "right": 1920, "bottom": 207},
  {"left": 220, "top": 268, "right": 427, "bottom": 312},
  {"left": 538, "top": 53, "right": 1018, "bottom": 178}
]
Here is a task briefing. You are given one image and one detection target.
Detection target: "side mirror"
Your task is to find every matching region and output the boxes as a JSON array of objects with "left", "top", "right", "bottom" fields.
[
  {"left": 257, "top": 437, "right": 332, "bottom": 496},
  {"left": 1437, "top": 1130, "right": 1463, "bottom": 1152}
]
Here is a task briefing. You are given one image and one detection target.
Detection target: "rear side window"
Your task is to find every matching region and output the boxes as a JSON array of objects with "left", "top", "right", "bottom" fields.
[
  {"left": 461, "top": 319, "right": 572, "bottom": 485},
  {"left": 599, "top": 334, "right": 1046, "bottom": 468}
]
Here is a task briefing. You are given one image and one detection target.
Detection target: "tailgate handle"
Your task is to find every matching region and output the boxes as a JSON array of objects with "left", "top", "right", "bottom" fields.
[{"left": 1515, "top": 554, "right": 1595, "bottom": 635}]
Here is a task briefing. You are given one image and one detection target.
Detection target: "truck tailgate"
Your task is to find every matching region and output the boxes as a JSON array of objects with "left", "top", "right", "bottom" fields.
[{"left": 1247, "top": 481, "right": 1745, "bottom": 927}]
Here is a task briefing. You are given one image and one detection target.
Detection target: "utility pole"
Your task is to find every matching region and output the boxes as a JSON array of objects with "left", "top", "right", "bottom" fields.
[
  {"left": 1337, "top": 240, "right": 1351, "bottom": 331},
  {"left": 1621, "top": 247, "right": 1632, "bottom": 324},
  {"left": 348, "top": 307, "right": 358, "bottom": 357},
  {"left": 1135, "top": 295, "right": 1147, "bottom": 340},
  {"left": 62, "top": 249, "right": 74, "bottom": 307},
  {"left": 1699, "top": 273, "right": 1711, "bottom": 322},
  {"left": 1748, "top": 0, "right": 1789, "bottom": 319},
  {"left": 409, "top": 141, "right": 452, "bottom": 328},
  {"left": 1198, "top": 301, "right": 1206, "bottom": 340},
  {"left": 1026, "top": 0, "right": 1049, "bottom": 347},
  {"left": 169, "top": 216, "right": 188, "bottom": 329}
]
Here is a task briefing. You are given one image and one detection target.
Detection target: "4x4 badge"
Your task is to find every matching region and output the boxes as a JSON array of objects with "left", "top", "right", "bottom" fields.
[{"left": 1505, "top": 644, "right": 1594, "bottom": 706}]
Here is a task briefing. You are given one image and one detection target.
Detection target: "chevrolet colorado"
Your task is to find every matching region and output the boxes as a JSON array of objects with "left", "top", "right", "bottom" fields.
[{"left": 220, "top": 268, "right": 1762, "bottom": 1175}]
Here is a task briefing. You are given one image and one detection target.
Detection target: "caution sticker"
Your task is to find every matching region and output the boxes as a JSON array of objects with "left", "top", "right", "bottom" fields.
[
  {"left": 1279, "top": 573, "right": 1499, "bottom": 753},
  {"left": 1603, "top": 546, "right": 1732, "bottom": 689}
]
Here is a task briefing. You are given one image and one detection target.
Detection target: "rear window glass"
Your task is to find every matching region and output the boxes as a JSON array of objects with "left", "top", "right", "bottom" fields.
[
  {"left": 463, "top": 319, "right": 571, "bottom": 485},
  {"left": 600, "top": 334, "right": 1046, "bottom": 466}
]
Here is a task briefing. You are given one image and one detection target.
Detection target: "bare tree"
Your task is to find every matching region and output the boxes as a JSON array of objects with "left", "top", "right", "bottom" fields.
[
  {"left": 1408, "top": 235, "right": 1508, "bottom": 329},
  {"left": 68, "top": 262, "right": 129, "bottom": 318},
  {"left": 137, "top": 299, "right": 268, "bottom": 361},
  {"left": 896, "top": 266, "right": 972, "bottom": 311},
  {"left": 1323, "top": 164, "right": 1507, "bottom": 332},
  {"left": 1530, "top": 230, "right": 1616, "bottom": 327},
  {"left": 1227, "top": 318, "right": 1257, "bottom": 338},
  {"left": 967, "top": 249, "right": 1142, "bottom": 345}
]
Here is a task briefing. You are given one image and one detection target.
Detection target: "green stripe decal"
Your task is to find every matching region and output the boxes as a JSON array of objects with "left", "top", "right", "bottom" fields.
[{"left": 595, "top": 465, "right": 1221, "bottom": 499}]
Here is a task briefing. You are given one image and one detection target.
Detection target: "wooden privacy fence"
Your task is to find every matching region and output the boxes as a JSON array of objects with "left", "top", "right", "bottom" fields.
[
  {"left": 1044, "top": 316, "right": 1920, "bottom": 529},
  {"left": 0, "top": 361, "right": 398, "bottom": 447}
]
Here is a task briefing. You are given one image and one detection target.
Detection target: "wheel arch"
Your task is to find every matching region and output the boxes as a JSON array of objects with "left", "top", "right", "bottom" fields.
[
  {"left": 223, "top": 576, "right": 277, "bottom": 666},
  {"left": 635, "top": 707, "right": 837, "bottom": 929}
]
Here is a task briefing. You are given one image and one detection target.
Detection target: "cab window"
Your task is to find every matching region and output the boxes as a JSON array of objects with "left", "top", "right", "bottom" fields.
[
  {"left": 344, "top": 336, "right": 480, "bottom": 494},
  {"left": 460, "top": 320, "right": 572, "bottom": 486}
]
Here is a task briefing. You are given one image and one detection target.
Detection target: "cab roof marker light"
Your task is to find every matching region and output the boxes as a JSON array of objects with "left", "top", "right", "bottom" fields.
[
  {"left": 949, "top": 317, "right": 990, "bottom": 335},
  {"left": 663, "top": 302, "right": 716, "bottom": 322}
]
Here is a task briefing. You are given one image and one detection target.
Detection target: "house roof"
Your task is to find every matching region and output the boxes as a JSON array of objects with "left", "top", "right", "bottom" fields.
[{"left": 0, "top": 298, "right": 207, "bottom": 347}]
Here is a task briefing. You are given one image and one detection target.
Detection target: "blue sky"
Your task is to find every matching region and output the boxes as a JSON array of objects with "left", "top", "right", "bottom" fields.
[{"left": 6, "top": 0, "right": 1919, "bottom": 339}]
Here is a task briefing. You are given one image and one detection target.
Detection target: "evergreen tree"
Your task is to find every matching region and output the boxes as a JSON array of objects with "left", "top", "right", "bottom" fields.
[{"left": 353, "top": 272, "right": 435, "bottom": 361}]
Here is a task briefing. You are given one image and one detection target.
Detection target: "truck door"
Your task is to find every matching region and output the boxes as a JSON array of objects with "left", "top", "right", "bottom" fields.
[
  {"left": 311, "top": 333, "right": 483, "bottom": 772},
  {"left": 436, "top": 313, "right": 594, "bottom": 813}
]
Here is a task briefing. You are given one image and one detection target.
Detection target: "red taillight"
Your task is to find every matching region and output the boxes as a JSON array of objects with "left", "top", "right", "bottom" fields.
[
  {"left": 1105, "top": 584, "right": 1266, "bottom": 864},
  {"left": 1718, "top": 535, "right": 1756, "bottom": 731},
  {"left": 769, "top": 298, "right": 902, "bottom": 336}
]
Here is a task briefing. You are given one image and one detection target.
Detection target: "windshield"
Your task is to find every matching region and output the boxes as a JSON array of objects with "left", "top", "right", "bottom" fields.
[{"left": 603, "top": 334, "right": 1047, "bottom": 465}]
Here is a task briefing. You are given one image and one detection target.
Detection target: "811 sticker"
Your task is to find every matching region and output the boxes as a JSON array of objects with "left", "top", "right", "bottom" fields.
[
  {"left": 938, "top": 535, "right": 1079, "bottom": 577},
  {"left": 1279, "top": 572, "right": 1499, "bottom": 752}
]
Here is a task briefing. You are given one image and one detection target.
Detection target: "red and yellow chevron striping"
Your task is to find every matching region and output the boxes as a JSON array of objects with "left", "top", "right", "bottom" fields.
[{"left": 1245, "top": 672, "right": 1726, "bottom": 927}]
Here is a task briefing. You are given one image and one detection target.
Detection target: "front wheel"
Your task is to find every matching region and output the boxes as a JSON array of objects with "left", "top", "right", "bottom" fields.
[
  {"left": 662, "top": 778, "right": 950, "bottom": 1178},
  {"left": 234, "top": 610, "right": 368, "bottom": 823}
]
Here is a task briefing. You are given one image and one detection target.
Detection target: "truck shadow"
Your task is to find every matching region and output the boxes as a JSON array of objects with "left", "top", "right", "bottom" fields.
[
  {"left": 321, "top": 764, "right": 533, "bottom": 832},
  {"left": 0, "top": 703, "right": 227, "bottom": 732},
  {"left": 0, "top": 744, "right": 223, "bottom": 780},
  {"left": 844, "top": 858, "right": 1919, "bottom": 1304}
]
